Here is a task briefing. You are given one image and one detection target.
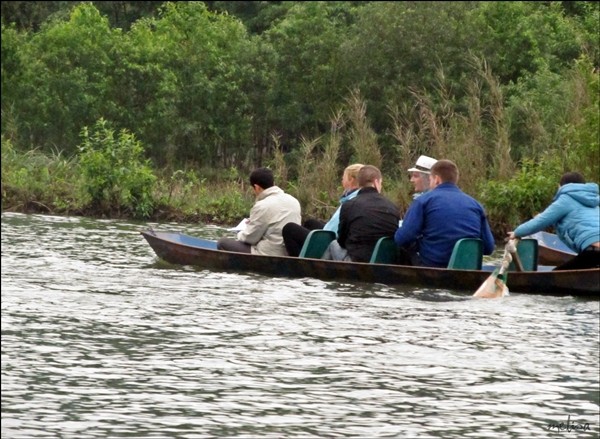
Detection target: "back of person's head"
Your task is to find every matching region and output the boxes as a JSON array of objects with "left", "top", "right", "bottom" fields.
[
  {"left": 559, "top": 172, "right": 585, "bottom": 186},
  {"left": 430, "top": 159, "right": 459, "bottom": 184},
  {"left": 358, "top": 165, "right": 382, "bottom": 187},
  {"left": 344, "top": 163, "right": 364, "bottom": 181},
  {"left": 250, "top": 167, "right": 274, "bottom": 189}
]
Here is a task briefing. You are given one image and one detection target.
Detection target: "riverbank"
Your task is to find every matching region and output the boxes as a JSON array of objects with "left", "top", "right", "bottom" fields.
[{"left": 0, "top": 138, "right": 562, "bottom": 238}]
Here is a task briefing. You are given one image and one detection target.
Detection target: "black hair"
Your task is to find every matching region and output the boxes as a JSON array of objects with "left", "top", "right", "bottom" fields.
[
  {"left": 249, "top": 167, "right": 274, "bottom": 189},
  {"left": 559, "top": 172, "right": 585, "bottom": 186}
]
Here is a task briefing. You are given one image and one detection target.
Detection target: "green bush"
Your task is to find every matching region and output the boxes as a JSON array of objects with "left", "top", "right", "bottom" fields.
[
  {"left": 479, "top": 158, "right": 562, "bottom": 235},
  {"left": 78, "top": 119, "right": 156, "bottom": 218},
  {"left": 200, "top": 189, "right": 252, "bottom": 224}
]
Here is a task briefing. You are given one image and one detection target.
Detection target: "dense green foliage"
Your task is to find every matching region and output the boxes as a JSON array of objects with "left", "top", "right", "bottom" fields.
[
  {"left": 479, "top": 159, "right": 563, "bottom": 232},
  {"left": 1, "top": 1, "right": 599, "bottom": 232},
  {"left": 78, "top": 119, "right": 156, "bottom": 218}
]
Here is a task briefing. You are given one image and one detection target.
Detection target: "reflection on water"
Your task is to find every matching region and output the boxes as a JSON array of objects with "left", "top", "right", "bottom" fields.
[{"left": 2, "top": 213, "right": 599, "bottom": 438}]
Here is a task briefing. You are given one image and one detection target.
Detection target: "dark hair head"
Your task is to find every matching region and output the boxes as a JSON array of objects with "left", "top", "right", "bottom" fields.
[
  {"left": 430, "top": 159, "right": 459, "bottom": 184},
  {"left": 249, "top": 167, "right": 274, "bottom": 189},
  {"left": 559, "top": 172, "right": 585, "bottom": 186},
  {"left": 357, "top": 165, "right": 381, "bottom": 187}
]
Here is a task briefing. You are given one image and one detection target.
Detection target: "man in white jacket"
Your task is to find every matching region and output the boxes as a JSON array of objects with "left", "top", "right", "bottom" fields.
[{"left": 217, "top": 168, "right": 301, "bottom": 256}]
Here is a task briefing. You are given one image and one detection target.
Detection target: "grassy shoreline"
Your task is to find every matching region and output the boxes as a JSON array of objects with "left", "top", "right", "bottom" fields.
[{"left": 0, "top": 139, "right": 562, "bottom": 239}]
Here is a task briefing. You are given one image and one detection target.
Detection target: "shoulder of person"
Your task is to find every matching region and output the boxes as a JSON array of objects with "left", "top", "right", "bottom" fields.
[
  {"left": 259, "top": 186, "right": 284, "bottom": 199},
  {"left": 342, "top": 189, "right": 360, "bottom": 201},
  {"left": 341, "top": 196, "right": 358, "bottom": 208}
]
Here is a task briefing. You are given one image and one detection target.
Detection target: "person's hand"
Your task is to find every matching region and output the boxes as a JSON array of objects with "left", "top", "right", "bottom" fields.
[{"left": 507, "top": 231, "right": 516, "bottom": 240}]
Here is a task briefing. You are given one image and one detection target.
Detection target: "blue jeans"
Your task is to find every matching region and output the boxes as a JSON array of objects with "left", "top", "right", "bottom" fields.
[{"left": 322, "top": 240, "right": 352, "bottom": 261}]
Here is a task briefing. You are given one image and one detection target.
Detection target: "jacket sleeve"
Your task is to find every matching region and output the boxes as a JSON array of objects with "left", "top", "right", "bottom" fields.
[
  {"left": 323, "top": 205, "right": 342, "bottom": 235},
  {"left": 513, "top": 196, "right": 569, "bottom": 238},
  {"left": 480, "top": 213, "right": 496, "bottom": 255},
  {"left": 394, "top": 200, "right": 424, "bottom": 247},
  {"left": 337, "top": 203, "right": 351, "bottom": 248},
  {"left": 237, "top": 203, "right": 269, "bottom": 245}
]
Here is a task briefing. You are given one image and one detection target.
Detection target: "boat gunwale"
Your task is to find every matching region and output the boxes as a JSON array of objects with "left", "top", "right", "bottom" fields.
[{"left": 141, "top": 230, "right": 600, "bottom": 297}]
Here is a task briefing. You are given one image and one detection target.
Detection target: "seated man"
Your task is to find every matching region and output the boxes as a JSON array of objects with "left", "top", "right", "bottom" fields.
[
  {"left": 399, "top": 155, "right": 437, "bottom": 235},
  {"left": 217, "top": 167, "right": 301, "bottom": 256},
  {"left": 394, "top": 159, "right": 495, "bottom": 267},
  {"left": 323, "top": 165, "right": 400, "bottom": 262},
  {"left": 407, "top": 155, "right": 437, "bottom": 199}
]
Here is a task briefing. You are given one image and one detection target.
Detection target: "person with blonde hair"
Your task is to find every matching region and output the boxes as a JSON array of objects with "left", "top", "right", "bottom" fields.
[
  {"left": 323, "top": 165, "right": 400, "bottom": 262},
  {"left": 283, "top": 163, "right": 363, "bottom": 257}
]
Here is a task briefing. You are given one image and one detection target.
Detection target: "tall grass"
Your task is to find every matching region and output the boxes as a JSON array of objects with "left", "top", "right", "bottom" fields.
[
  {"left": 345, "top": 89, "right": 382, "bottom": 169},
  {"left": 289, "top": 111, "right": 344, "bottom": 221},
  {"left": 152, "top": 166, "right": 253, "bottom": 224},
  {"left": 387, "top": 58, "right": 513, "bottom": 200},
  {"left": 1, "top": 137, "right": 84, "bottom": 214}
]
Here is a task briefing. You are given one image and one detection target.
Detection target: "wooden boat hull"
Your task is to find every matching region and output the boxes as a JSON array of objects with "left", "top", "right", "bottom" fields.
[
  {"left": 528, "top": 231, "right": 577, "bottom": 266},
  {"left": 141, "top": 230, "right": 599, "bottom": 297}
]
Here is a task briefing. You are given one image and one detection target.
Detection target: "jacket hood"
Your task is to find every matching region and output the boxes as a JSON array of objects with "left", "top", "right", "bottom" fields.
[{"left": 556, "top": 182, "right": 599, "bottom": 208}]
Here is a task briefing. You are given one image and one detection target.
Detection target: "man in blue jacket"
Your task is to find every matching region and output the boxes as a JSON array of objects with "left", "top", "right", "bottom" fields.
[
  {"left": 394, "top": 159, "right": 495, "bottom": 267},
  {"left": 509, "top": 172, "right": 599, "bottom": 270}
]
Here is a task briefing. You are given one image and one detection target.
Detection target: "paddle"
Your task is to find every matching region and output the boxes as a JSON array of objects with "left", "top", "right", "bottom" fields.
[
  {"left": 473, "top": 239, "right": 520, "bottom": 298},
  {"left": 507, "top": 239, "right": 525, "bottom": 271}
]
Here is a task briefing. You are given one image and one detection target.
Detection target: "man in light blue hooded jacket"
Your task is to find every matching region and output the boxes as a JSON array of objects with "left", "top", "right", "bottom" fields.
[{"left": 509, "top": 172, "right": 599, "bottom": 270}]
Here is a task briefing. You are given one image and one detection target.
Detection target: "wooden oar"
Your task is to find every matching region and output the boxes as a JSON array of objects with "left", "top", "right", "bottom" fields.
[
  {"left": 506, "top": 238, "right": 524, "bottom": 271},
  {"left": 473, "top": 239, "right": 519, "bottom": 298}
]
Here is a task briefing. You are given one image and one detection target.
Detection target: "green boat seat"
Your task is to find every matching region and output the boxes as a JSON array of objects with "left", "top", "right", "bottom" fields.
[
  {"left": 508, "top": 238, "right": 538, "bottom": 271},
  {"left": 447, "top": 238, "right": 483, "bottom": 270},
  {"left": 298, "top": 230, "right": 336, "bottom": 259},
  {"left": 369, "top": 237, "right": 399, "bottom": 264}
]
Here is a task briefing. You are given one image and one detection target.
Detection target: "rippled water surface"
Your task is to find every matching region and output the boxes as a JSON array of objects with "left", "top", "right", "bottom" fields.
[{"left": 2, "top": 213, "right": 598, "bottom": 438}]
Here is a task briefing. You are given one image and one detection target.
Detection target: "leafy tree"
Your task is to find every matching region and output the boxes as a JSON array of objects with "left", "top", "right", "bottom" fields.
[
  {"left": 7, "top": 3, "right": 120, "bottom": 154},
  {"left": 205, "top": 1, "right": 292, "bottom": 34},
  {"left": 565, "top": 1, "right": 600, "bottom": 67},
  {"left": 78, "top": 118, "right": 156, "bottom": 218},
  {"left": 467, "top": 2, "right": 582, "bottom": 85},
  {"left": 1, "top": 0, "right": 598, "bottom": 181},
  {"left": 1, "top": 23, "right": 27, "bottom": 142},
  {"left": 339, "top": 2, "right": 477, "bottom": 135},
  {"left": 0, "top": 1, "right": 72, "bottom": 30},
  {"left": 134, "top": 2, "right": 255, "bottom": 166},
  {"left": 1, "top": 1, "right": 163, "bottom": 30},
  {"left": 92, "top": 1, "right": 163, "bottom": 29},
  {"left": 262, "top": 1, "right": 356, "bottom": 152}
]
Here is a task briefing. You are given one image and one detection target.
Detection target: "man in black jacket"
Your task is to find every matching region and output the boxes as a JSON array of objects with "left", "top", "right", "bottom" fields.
[{"left": 323, "top": 165, "right": 400, "bottom": 262}]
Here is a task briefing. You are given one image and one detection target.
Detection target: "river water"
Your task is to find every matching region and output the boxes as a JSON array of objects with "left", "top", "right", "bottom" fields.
[{"left": 1, "top": 212, "right": 598, "bottom": 438}]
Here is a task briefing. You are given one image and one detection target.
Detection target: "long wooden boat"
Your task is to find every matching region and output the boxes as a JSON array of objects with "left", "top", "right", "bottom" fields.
[
  {"left": 527, "top": 231, "right": 577, "bottom": 266},
  {"left": 141, "top": 230, "right": 599, "bottom": 297}
]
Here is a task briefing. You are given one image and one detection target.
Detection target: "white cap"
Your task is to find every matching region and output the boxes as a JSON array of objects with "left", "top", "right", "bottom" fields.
[{"left": 408, "top": 155, "right": 437, "bottom": 174}]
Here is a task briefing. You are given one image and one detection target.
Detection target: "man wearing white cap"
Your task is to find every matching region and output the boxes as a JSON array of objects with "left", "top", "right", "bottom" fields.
[
  {"left": 395, "top": 159, "right": 495, "bottom": 267},
  {"left": 408, "top": 155, "right": 438, "bottom": 199}
]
